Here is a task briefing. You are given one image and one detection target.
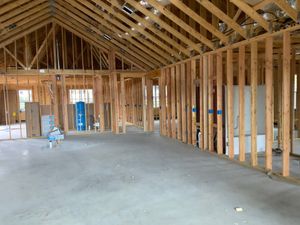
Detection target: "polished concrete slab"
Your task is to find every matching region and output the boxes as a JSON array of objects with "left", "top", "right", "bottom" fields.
[{"left": 0, "top": 132, "right": 300, "bottom": 225}]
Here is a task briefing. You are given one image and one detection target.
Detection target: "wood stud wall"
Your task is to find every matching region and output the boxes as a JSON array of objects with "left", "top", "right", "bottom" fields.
[{"left": 159, "top": 31, "right": 296, "bottom": 180}]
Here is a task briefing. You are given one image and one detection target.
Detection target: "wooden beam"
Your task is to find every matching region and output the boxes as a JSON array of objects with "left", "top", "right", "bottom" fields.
[
  {"left": 216, "top": 52, "right": 223, "bottom": 155},
  {"left": 199, "top": 57, "right": 204, "bottom": 149},
  {"left": 109, "top": 48, "right": 119, "bottom": 134},
  {"left": 208, "top": 54, "right": 214, "bottom": 151},
  {"left": 253, "top": 0, "right": 273, "bottom": 10},
  {"left": 282, "top": 31, "right": 291, "bottom": 177},
  {"left": 147, "top": 78, "right": 154, "bottom": 132},
  {"left": 121, "top": 75, "right": 126, "bottom": 133},
  {"left": 171, "top": 67, "right": 176, "bottom": 139},
  {"left": 169, "top": 0, "right": 228, "bottom": 44},
  {"left": 239, "top": 45, "right": 246, "bottom": 162},
  {"left": 111, "top": 0, "right": 186, "bottom": 60},
  {"left": 3, "top": 47, "right": 26, "bottom": 70},
  {"left": 125, "top": 0, "right": 201, "bottom": 53},
  {"left": 29, "top": 26, "right": 54, "bottom": 69},
  {"left": 98, "top": 75, "right": 105, "bottom": 132},
  {"left": 51, "top": 75, "right": 59, "bottom": 126},
  {"left": 181, "top": 63, "right": 187, "bottom": 143},
  {"left": 176, "top": 64, "right": 182, "bottom": 141},
  {"left": 195, "top": 0, "right": 247, "bottom": 38},
  {"left": 227, "top": 49, "right": 234, "bottom": 159},
  {"left": 167, "top": 68, "right": 172, "bottom": 137},
  {"left": 274, "top": 0, "right": 298, "bottom": 22},
  {"left": 186, "top": 61, "right": 192, "bottom": 144},
  {"left": 203, "top": 55, "right": 208, "bottom": 150},
  {"left": 230, "top": 0, "right": 269, "bottom": 31},
  {"left": 251, "top": 42, "right": 258, "bottom": 167},
  {"left": 61, "top": 75, "right": 69, "bottom": 132},
  {"left": 161, "top": 69, "right": 167, "bottom": 136},
  {"left": 191, "top": 59, "right": 197, "bottom": 146},
  {"left": 147, "top": 0, "right": 214, "bottom": 49},
  {"left": 265, "top": 36, "right": 273, "bottom": 171},
  {"left": 142, "top": 76, "right": 147, "bottom": 132}
]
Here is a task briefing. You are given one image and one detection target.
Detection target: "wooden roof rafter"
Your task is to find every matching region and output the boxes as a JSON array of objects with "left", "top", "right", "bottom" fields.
[
  {"left": 0, "top": 0, "right": 300, "bottom": 72},
  {"left": 145, "top": 0, "right": 214, "bottom": 50},
  {"left": 54, "top": 1, "right": 161, "bottom": 69},
  {"left": 52, "top": 17, "right": 151, "bottom": 71},
  {"left": 58, "top": 0, "right": 166, "bottom": 67},
  {"left": 0, "top": 7, "right": 51, "bottom": 36},
  {"left": 109, "top": 0, "right": 190, "bottom": 58},
  {"left": 230, "top": 0, "right": 270, "bottom": 32},
  {"left": 89, "top": 0, "right": 177, "bottom": 63},
  {"left": 0, "top": 16, "right": 51, "bottom": 48},
  {"left": 169, "top": 0, "right": 229, "bottom": 45},
  {"left": 195, "top": 0, "right": 247, "bottom": 39},
  {"left": 124, "top": 0, "right": 201, "bottom": 53}
]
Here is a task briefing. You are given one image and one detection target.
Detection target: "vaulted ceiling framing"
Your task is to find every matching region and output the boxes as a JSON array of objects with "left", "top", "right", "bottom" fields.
[{"left": 0, "top": 0, "right": 299, "bottom": 72}]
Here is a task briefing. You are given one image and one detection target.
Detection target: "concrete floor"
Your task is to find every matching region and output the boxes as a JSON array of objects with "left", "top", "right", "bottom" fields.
[{"left": 1, "top": 132, "right": 300, "bottom": 225}]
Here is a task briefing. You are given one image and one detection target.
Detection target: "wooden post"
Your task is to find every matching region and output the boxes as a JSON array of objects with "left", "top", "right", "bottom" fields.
[
  {"left": 216, "top": 52, "right": 223, "bottom": 155},
  {"left": 109, "top": 48, "right": 119, "bottom": 134},
  {"left": 181, "top": 63, "right": 187, "bottom": 143},
  {"left": 147, "top": 78, "right": 154, "bottom": 131},
  {"left": 282, "top": 31, "right": 291, "bottom": 177},
  {"left": 186, "top": 61, "right": 192, "bottom": 144},
  {"left": 121, "top": 75, "right": 126, "bottom": 133},
  {"left": 290, "top": 49, "right": 296, "bottom": 153},
  {"left": 161, "top": 69, "right": 167, "bottom": 136},
  {"left": 208, "top": 54, "right": 214, "bottom": 151},
  {"left": 167, "top": 69, "right": 172, "bottom": 137},
  {"left": 199, "top": 57, "right": 204, "bottom": 149},
  {"left": 142, "top": 76, "right": 147, "bottom": 132},
  {"left": 239, "top": 46, "right": 245, "bottom": 161},
  {"left": 176, "top": 64, "right": 182, "bottom": 140},
  {"left": 171, "top": 67, "right": 176, "bottom": 138},
  {"left": 227, "top": 49, "right": 234, "bottom": 159},
  {"left": 297, "top": 60, "right": 300, "bottom": 137},
  {"left": 132, "top": 79, "right": 137, "bottom": 126},
  {"left": 99, "top": 76, "right": 105, "bottom": 132},
  {"left": 265, "top": 37, "right": 273, "bottom": 171},
  {"left": 51, "top": 75, "right": 59, "bottom": 126},
  {"left": 191, "top": 59, "right": 197, "bottom": 146},
  {"left": 203, "top": 56, "right": 208, "bottom": 150},
  {"left": 277, "top": 53, "right": 283, "bottom": 149},
  {"left": 61, "top": 75, "right": 69, "bottom": 132},
  {"left": 251, "top": 42, "right": 258, "bottom": 167}
]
